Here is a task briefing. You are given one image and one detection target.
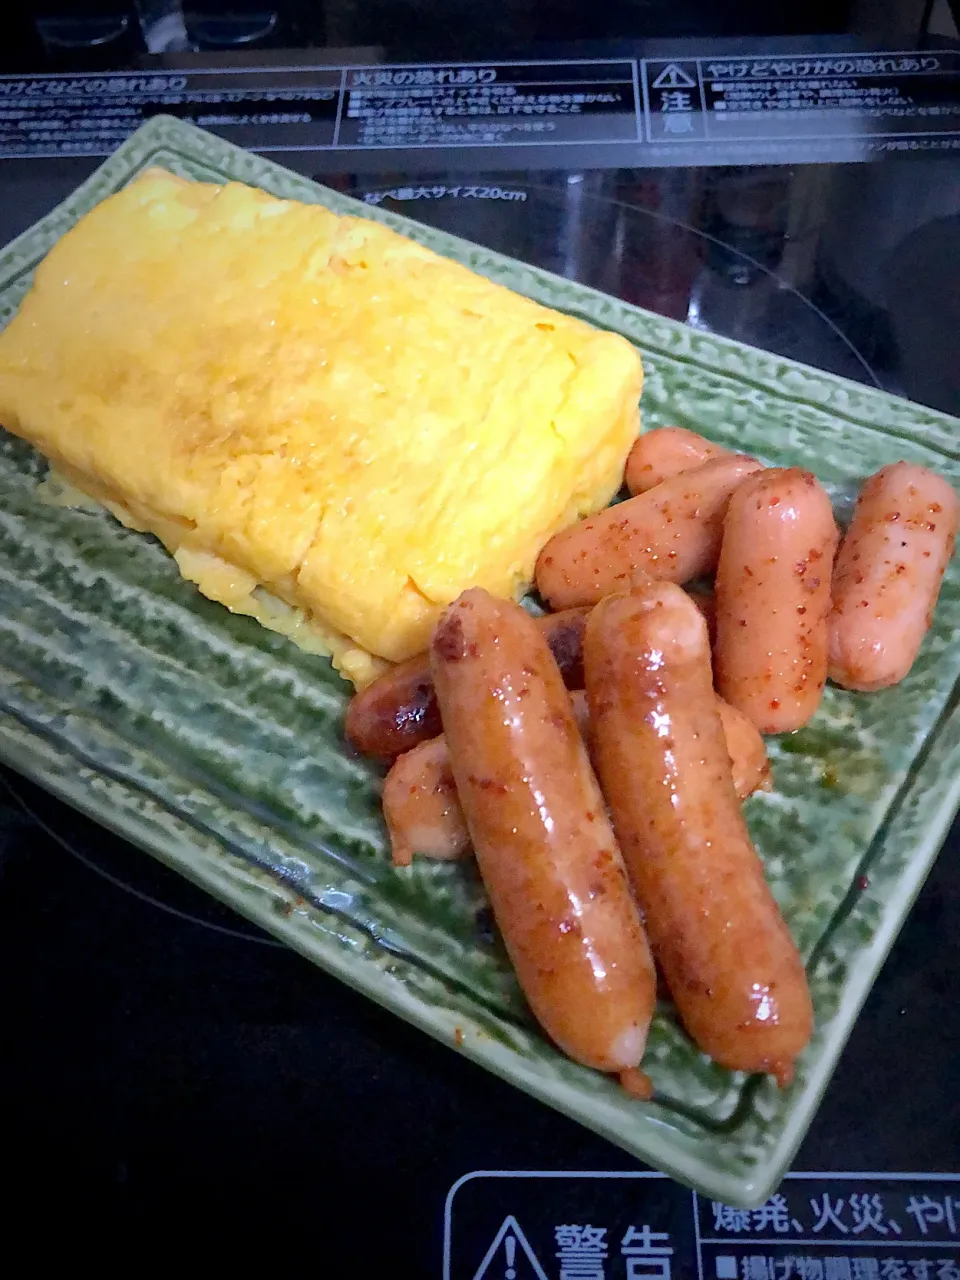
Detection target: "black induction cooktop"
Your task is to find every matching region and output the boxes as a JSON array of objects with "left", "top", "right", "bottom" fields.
[{"left": 0, "top": 31, "right": 958, "bottom": 1268}]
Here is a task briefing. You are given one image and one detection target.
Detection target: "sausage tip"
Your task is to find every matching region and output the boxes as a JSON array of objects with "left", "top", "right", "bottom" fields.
[
  {"left": 771, "top": 1060, "right": 795, "bottom": 1089},
  {"left": 619, "top": 1066, "right": 654, "bottom": 1099},
  {"left": 390, "top": 839, "right": 413, "bottom": 868}
]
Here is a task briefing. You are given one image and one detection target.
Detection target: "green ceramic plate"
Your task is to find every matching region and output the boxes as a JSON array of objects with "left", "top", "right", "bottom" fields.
[{"left": 1, "top": 116, "right": 958, "bottom": 1208}]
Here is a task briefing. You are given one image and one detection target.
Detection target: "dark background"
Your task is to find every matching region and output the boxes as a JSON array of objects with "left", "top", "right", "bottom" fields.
[
  {"left": 6, "top": 0, "right": 959, "bottom": 72},
  {"left": 0, "top": 0, "right": 958, "bottom": 1266}
]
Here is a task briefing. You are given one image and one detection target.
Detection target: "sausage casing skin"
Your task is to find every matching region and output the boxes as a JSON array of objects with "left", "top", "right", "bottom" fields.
[
  {"left": 536, "top": 454, "right": 763, "bottom": 611},
  {"left": 715, "top": 468, "right": 839, "bottom": 734},
  {"left": 685, "top": 584, "right": 717, "bottom": 647},
  {"left": 828, "top": 462, "right": 959, "bottom": 691},
  {"left": 431, "top": 588, "right": 657, "bottom": 1072},
  {"left": 625, "top": 427, "right": 726, "bottom": 495},
  {"left": 347, "top": 606, "right": 589, "bottom": 759},
  {"left": 584, "top": 582, "right": 813, "bottom": 1082}
]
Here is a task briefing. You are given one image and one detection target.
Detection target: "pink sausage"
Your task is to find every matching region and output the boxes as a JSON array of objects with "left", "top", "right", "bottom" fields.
[
  {"left": 536, "top": 454, "right": 763, "bottom": 610},
  {"left": 625, "top": 427, "right": 726, "bottom": 495},
  {"left": 383, "top": 736, "right": 471, "bottom": 867},
  {"left": 828, "top": 463, "right": 958, "bottom": 691},
  {"left": 714, "top": 468, "right": 839, "bottom": 734}
]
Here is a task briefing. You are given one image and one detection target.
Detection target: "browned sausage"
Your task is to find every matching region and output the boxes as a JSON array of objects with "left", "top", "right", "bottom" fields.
[
  {"left": 384, "top": 685, "right": 771, "bottom": 867},
  {"left": 715, "top": 468, "right": 839, "bottom": 734},
  {"left": 345, "top": 650, "right": 440, "bottom": 761},
  {"left": 431, "top": 588, "right": 657, "bottom": 1072},
  {"left": 347, "top": 606, "right": 589, "bottom": 759},
  {"left": 383, "top": 688, "right": 770, "bottom": 868},
  {"left": 584, "top": 582, "right": 813, "bottom": 1082},
  {"left": 571, "top": 688, "right": 772, "bottom": 802},
  {"left": 625, "top": 427, "right": 726, "bottom": 495},
  {"left": 828, "top": 462, "right": 959, "bottom": 691},
  {"left": 383, "top": 691, "right": 592, "bottom": 868},
  {"left": 536, "top": 454, "right": 763, "bottom": 611}
]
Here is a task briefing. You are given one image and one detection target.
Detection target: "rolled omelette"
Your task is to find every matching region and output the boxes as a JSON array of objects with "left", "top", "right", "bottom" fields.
[{"left": 0, "top": 169, "right": 643, "bottom": 686}]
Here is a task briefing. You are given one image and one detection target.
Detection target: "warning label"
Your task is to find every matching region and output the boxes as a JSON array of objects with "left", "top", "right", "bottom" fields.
[
  {"left": 337, "top": 61, "right": 639, "bottom": 149},
  {"left": 472, "top": 1216, "right": 549, "bottom": 1280},
  {"left": 0, "top": 67, "right": 341, "bottom": 156},
  {"left": 700, "top": 53, "right": 960, "bottom": 141},
  {"left": 639, "top": 48, "right": 960, "bottom": 160},
  {"left": 644, "top": 61, "right": 706, "bottom": 140},
  {"left": 444, "top": 1173, "right": 960, "bottom": 1280},
  {"left": 0, "top": 48, "right": 957, "bottom": 168}
]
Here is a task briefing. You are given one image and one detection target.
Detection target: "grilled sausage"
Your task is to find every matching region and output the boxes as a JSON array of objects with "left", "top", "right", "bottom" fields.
[
  {"left": 536, "top": 454, "right": 763, "bottom": 610},
  {"left": 384, "top": 688, "right": 768, "bottom": 867},
  {"left": 626, "top": 427, "right": 726, "bottom": 495},
  {"left": 714, "top": 468, "right": 839, "bottom": 734},
  {"left": 828, "top": 462, "right": 958, "bottom": 691},
  {"left": 347, "top": 606, "right": 589, "bottom": 759},
  {"left": 431, "top": 588, "right": 657, "bottom": 1072},
  {"left": 584, "top": 582, "right": 813, "bottom": 1083},
  {"left": 384, "top": 692, "right": 592, "bottom": 867}
]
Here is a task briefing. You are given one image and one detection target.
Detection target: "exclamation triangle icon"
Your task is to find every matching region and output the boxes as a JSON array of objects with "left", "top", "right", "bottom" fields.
[{"left": 471, "top": 1214, "right": 549, "bottom": 1280}]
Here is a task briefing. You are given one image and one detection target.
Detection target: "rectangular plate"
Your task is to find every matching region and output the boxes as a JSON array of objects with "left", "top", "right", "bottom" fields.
[{"left": 1, "top": 116, "right": 958, "bottom": 1207}]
